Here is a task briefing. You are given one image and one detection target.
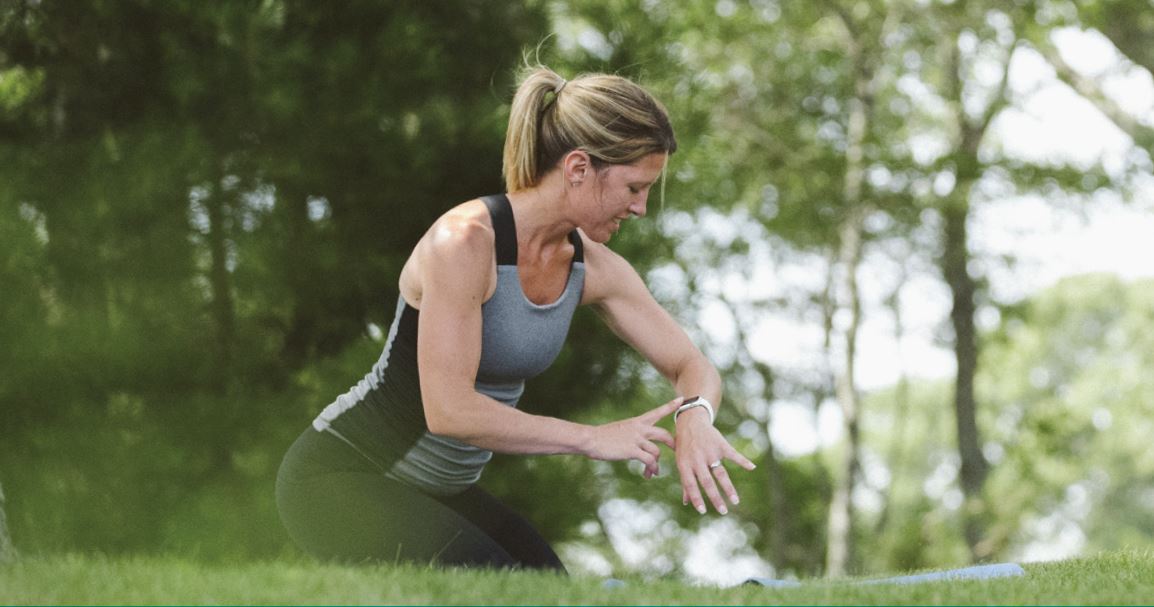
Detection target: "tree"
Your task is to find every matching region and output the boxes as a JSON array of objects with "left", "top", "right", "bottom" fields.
[
  {"left": 858, "top": 274, "right": 1154, "bottom": 568},
  {"left": 1028, "top": 0, "right": 1154, "bottom": 154},
  {"left": 538, "top": 0, "right": 1146, "bottom": 575},
  {"left": 980, "top": 274, "right": 1154, "bottom": 555},
  {"left": 860, "top": 378, "right": 972, "bottom": 570},
  {"left": 552, "top": 0, "right": 940, "bottom": 576},
  {"left": 929, "top": 0, "right": 1019, "bottom": 561},
  {"left": 818, "top": 0, "right": 903, "bottom": 576},
  {"left": 0, "top": 0, "right": 555, "bottom": 557},
  {"left": 0, "top": 481, "right": 15, "bottom": 564}
]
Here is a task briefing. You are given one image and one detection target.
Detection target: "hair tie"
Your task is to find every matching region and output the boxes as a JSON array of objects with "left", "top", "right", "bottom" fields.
[{"left": 553, "top": 78, "right": 568, "bottom": 95}]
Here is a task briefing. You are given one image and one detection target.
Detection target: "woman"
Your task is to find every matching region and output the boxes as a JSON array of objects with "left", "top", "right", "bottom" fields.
[{"left": 276, "top": 66, "right": 755, "bottom": 572}]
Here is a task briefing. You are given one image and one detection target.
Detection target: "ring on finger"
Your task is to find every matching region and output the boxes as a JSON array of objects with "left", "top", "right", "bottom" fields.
[{"left": 709, "top": 460, "right": 723, "bottom": 469}]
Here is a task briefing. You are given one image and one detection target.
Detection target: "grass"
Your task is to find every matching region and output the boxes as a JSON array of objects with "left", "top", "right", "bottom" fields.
[{"left": 2, "top": 551, "right": 1153, "bottom": 605}]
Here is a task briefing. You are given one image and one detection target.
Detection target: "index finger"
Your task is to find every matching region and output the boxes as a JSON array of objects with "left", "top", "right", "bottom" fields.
[
  {"left": 725, "top": 444, "right": 758, "bottom": 471},
  {"left": 638, "top": 396, "right": 685, "bottom": 424},
  {"left": 645, "top": 426, "right": 675, "bottom": 450}
]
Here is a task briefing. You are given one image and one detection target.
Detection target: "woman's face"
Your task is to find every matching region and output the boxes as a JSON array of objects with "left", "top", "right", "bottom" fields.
[{"left": 580, "top": 152, "right": 667, "bottom": 243}]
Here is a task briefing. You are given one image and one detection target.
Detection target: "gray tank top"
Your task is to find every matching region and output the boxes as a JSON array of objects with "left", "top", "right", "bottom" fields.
[{"left": 310, "top": 194, "right": 586, "bottom": 495}]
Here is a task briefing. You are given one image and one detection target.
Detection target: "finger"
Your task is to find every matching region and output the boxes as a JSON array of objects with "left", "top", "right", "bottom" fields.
[
  {"left": 724, "top": 444, "right": 758, "bottom": 471},
  {"left": 685, "top": 480, "right": 706, "bottom": 514},
  {"left": 679, "top": 462, "right": 706, "bottom": 514},
  {"left": 696, "top": 465, "right": 728, "bottom": 515},
  {"left": 637, "top": 397, "right": 683, "bottom": 424},
  {"left": 635, "top": 448, "right": 658, "bottom": 474},
  {"left": 676, "top": 459, "right": 689, "bottom": 504},
  {"left": 642, "top": 442, "right": 662, "bottom": 478},
  {"left": 638, "top": 396, "right": 685, "bottom": 424},
  {"left": 711, "top": 463, "right": 740, "bottom": 505},
  {"left": 646, "top": 426, "right": 675, "bottom": 450},
  {"left": 644, "top": 460, "right": 659, "bottom": 480}
]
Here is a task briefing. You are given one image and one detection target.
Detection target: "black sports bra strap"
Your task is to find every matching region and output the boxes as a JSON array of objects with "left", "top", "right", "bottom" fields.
[
  {"left": 481, "top": 194, "right": 518, "bottom": 266},
  {"left": 567, "top": 230, "right": 584, "bottom": 263},
  {"left": 482, "top": 193, "right": 584, "bottom": 266}
]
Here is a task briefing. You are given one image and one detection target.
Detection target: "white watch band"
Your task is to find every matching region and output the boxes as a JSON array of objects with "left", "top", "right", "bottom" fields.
[{"left": 674, "top": 396, "right": 714, "bottom": 425}]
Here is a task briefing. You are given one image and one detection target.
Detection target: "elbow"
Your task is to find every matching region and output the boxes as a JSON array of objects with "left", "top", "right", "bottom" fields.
[
  {"left": 423, "top": 397, "right": 474, "bottom": 440},
  {"left": 424, "top": 408, "right": 462, "bottom": 438},
  {"left": 420, "top": 384, "right": 460, "bottom": 437}
]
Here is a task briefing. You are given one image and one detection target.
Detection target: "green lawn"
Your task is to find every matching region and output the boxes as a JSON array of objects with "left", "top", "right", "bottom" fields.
[{"left": 2, "top": 551, "right": 1153, "bottom": 605}]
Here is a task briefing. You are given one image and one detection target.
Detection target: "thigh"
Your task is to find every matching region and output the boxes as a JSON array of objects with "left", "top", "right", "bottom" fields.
[
  {"left": 436, "top": 486, "right": 566, "bottom": 573},
  {"left": 276, "top": 468, "right": 518, "bottom": 569}
]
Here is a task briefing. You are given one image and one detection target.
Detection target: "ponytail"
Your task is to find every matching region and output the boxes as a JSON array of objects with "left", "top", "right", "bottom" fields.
[
  {"left": 501, "top": 65, "right": 677, "bottom": 193},
  {"left": 502, "top": 68, "right": 568, "bottom": 193}
]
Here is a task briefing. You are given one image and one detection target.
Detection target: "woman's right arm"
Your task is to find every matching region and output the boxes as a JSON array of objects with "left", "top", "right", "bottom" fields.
[{"left": 413, "top": 209, "right": 677, "bottom": 476}]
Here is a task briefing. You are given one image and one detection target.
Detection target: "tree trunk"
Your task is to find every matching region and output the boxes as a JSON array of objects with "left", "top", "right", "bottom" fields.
[
  {"left": 202, "top": 175, "right": 238, "bottom": 475},
  {"left": 205, "top": 177, "right": 235, "bottom": 393},
  {"left": 875, "top": 277, "right": 911, "bottom": 536},
  {"left": 0, "top": 481, "right": 17, "bottom": 564},
  {"left": 941, "top": 18, "right": 1009, "bottom": 560},
  {"left": 761, "top": 428, "right": 789, "bottom": 569},
  {"left": 752, "top": 357, "right": 788, "bottom": 570},
  {"left": 942, "top": 194, "right": 989, "bottom": 560},
  {"left": 826, "top": 204, "right": 866, "bottom": 577},
  {"left": 280, "top": 189, "right": 317, "bottom": 368},
  {"left": 825, "top": 16, "right": 873, "bottom": 570},
  {"left": 724, "top": 295, "right": 790, "bottom": 572}
]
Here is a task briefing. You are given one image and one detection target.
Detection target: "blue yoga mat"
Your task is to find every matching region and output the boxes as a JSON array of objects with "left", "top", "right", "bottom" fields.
[{"left": 745, "top": 562, "right": 1026, "bottom": 588}]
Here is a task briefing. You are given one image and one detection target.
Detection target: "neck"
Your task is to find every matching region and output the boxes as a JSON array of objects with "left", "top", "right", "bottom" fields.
[{"left": 505, "top": 175, "right": 578, "bottom": 257}]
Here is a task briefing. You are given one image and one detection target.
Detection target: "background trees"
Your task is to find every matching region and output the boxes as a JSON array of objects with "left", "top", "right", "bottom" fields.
[{"left": 1, "top": 0, "right": 1151, "bottom": 580}]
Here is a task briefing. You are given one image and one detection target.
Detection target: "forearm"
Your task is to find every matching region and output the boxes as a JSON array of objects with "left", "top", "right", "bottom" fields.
[
  {"left": 425, "top": 392, "right": 593, "bottom": 456},
  {"left": 672, "top": 355, "right": 723, "bottom": 415}
]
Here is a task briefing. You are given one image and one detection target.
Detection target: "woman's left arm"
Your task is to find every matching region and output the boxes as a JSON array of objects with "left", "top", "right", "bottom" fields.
[{"left": 583, "top": 237, "right": 756, "bottom": 515}]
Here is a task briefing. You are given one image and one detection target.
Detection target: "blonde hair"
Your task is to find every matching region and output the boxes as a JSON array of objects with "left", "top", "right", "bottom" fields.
[{"left": 502, "top": 66, "right": 677, "bottom": 193}]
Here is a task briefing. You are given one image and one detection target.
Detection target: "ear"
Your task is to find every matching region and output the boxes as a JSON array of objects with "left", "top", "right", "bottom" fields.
[{"left": 560, "top": 149, "right": 591, "bottom": 186}]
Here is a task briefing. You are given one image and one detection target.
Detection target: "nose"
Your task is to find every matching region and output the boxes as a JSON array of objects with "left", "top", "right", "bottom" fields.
[{"left": 629, "top": 197, "right": 647, "bottom": 218}]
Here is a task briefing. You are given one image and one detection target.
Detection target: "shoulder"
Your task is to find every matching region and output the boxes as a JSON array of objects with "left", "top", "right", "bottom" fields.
[
  {"left": 579, "top": 229, "right": 631, "bottom": 274},
  {"left": 423, "top": 199, "right": 494, "bottom": 257},
  {"left": 410, "top": 199, "right": 496, "bottom": 300},
  {"left": 578, "top": 229, "right": 647, "bottom": 305}
]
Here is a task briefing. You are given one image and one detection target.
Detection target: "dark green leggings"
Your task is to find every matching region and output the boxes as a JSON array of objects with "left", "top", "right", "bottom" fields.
[{"left": 275, "top": 428, "right": 565, "bottom": 572}]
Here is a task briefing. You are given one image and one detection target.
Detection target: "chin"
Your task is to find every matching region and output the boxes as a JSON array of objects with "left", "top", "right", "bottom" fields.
[{"left": 579, "top": 225, "right": 612, "bottom": 244}]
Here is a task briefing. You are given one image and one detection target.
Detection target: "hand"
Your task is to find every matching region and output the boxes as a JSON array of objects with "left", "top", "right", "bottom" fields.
[
  {"left": 585, "top": 397, "right": 680, "bottom": 479},
  {"left": 674, "top": 408, "right": 756, "bottom": 515}
]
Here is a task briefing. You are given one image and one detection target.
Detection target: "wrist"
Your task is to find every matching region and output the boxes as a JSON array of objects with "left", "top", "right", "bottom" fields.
[
  {"left": 575, "top": 422, "right": 597, "bottom": 457},
  {"left": 675, "top": 405, "right": 711, "bottom": 426},
  {"left": 674, "top": 396, "right": 715, "bottom": 426}
]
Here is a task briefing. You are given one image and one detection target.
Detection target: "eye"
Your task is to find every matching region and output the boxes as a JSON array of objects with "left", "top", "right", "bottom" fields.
[{"left": 628, "top": 186, "right": 640, "bottom": 194}]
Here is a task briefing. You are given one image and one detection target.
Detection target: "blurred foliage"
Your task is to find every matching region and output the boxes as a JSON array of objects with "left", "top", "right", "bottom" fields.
[
  {"left": 859, "top": 378, "right": 982, "bottom": 571},
  {"left": 980, "top": 274, "right": 1154, "bottom": 554},
  {"left": 0, "top": 0, "right": 561, "bottom": 558},
  {"left": 1, "top": 0, "right": 1152, "bottom": 579},
  {"left": 855, "top": 274, "right": 1154, "bottom": 571}
]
